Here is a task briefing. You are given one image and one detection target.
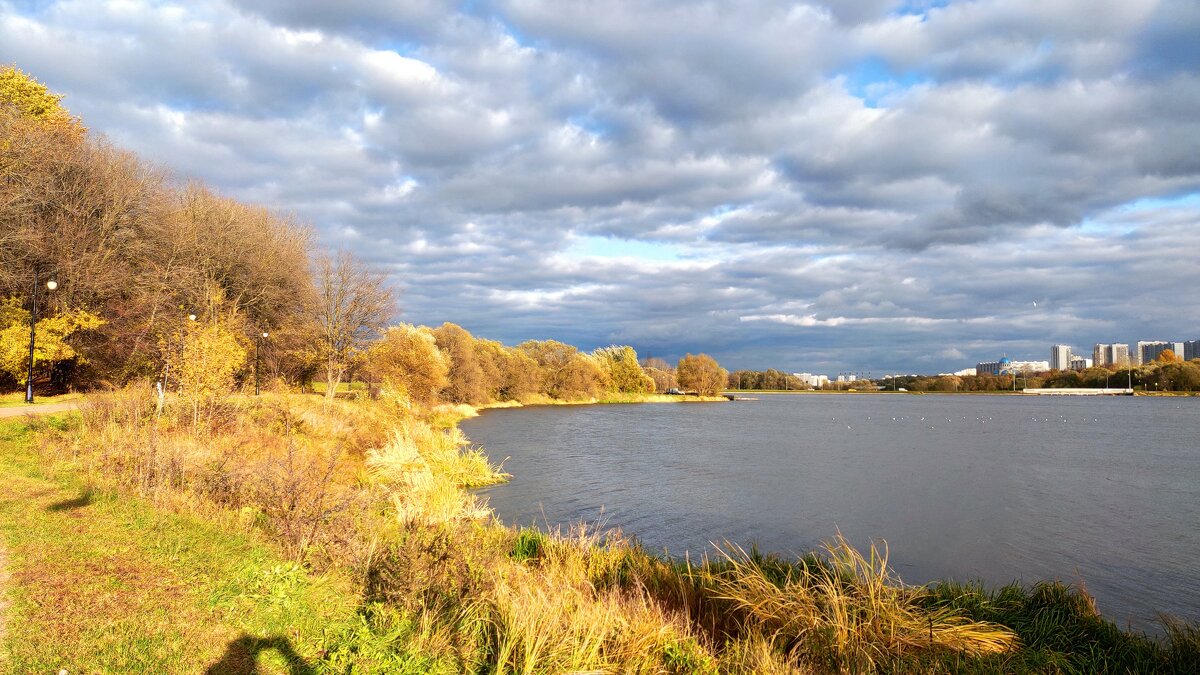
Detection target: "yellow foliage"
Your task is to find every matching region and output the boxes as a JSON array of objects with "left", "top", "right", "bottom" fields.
[
  {"left": 593, "top": 345, "right": 655, "bottom": 394},
  {"left": 0, "top": 65, "right": 82, "bottom": 130},
  {"left": 167, "top": 288, "right": 248, "bottom": 400},
  {"left": 0, "top": 297, "right": 105, "bottom": 381},
  {"left": 368, "top": 323, "right": 449, "bottom": 406},
  {"left": 677, "top": 353, "right": 729, "bottom": 396},
  {"left": 175, "top": 320, "right": 246, "bottom": 400}
]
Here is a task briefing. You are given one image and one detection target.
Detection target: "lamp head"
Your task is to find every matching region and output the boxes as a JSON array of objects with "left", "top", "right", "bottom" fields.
[
  {"left": 46, "top": 280, "right": 58, "bottom": 291},
  {"left": 188, "top": 314, "right": 197, "bottom": 321},
  {"left": 262, "top": 331, "right": 269, "bottom": 338}
]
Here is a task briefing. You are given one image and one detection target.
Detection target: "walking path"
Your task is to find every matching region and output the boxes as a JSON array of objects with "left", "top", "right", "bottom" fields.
[{"left": 0, "top": 402, "right": 78, "bottom": 418}]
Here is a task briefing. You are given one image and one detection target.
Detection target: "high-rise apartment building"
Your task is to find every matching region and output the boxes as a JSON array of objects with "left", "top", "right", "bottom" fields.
[
  {"left": 1050, "top": 344, "right": 1072, "bottom": 371},
  {"left": 1185, "top": 340, "right": 1200, "bottom": 361},
  {"left": 1136, "top": 341, "right": 1158, "bottom": 365},
  {"left": 1095, "top": 343, "right": 1130, "bottom": 368},
  {"left": 1110, "top": 343, "right": 1130, "bottom": 367},
  {"left": 1137, "top": 341, "right": 1178, "bottom": 364},
  {"left": 1169, "top": 341, "right": 1185, "bottom": 360}
]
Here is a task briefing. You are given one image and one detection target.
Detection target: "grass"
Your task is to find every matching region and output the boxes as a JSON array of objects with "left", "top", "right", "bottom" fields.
[
  {"left": 912, "top": 580, "right": 1200, "bottom": 673},
  {"left": 3, "top": 391, "right": 1197, "bottom": 673},
  {"left": 0, "top": 417, "right": 357, "bottom": 673},
  {"left": 309, "top": 380, "right": 369, "bottom": 394},
  {"left": 0, "top": 391, "right": 83, "bottom": 407},
  {"left": 692, "top": 537, "right": 1017, "bottom": 671}
]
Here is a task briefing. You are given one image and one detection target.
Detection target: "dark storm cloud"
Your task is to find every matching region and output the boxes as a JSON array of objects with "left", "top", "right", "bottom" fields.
[{"left": 2, "top": 0, "right": 1199, "bottom": 373}]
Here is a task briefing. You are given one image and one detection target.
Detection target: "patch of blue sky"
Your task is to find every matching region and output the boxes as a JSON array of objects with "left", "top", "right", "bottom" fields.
[
  {"left": 1119, "top": 192, "right": 1200, "bottom": 212},
  {"left": 1076, "top": 192, "right": 1200, "bottom": 234},
  {"left": 892, "top": 1, "right": 951, "bottom": 19},
  {"left": 567, "top": 114, "right": 613, "bottom": 138},
  {"left": 566, "top": 236, "right": 683, "bottom": 262},
  {"left": 840, "top": 56, "right": 929, "bottom": 108},
  {"left": 8, "top": 1, "right": 52, "bottom": 17},
  {"left": 372, "top": 40, "right": 423, "bottom": 59}
]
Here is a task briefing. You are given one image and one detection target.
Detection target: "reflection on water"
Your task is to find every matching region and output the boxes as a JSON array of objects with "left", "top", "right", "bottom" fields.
[{"left": 464, "top": 394, "right": 1200, "bottom": 631}]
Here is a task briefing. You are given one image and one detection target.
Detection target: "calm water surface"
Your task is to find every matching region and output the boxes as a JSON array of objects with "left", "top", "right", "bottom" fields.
[{"left": 463, "top": 394, "right": 1200, "bottom": 630}]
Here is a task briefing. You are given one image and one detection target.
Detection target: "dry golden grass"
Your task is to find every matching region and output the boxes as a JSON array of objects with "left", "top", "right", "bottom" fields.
[
  {"left": 700, "top": 534, "right": 1018, "bottom": 671},
  {"left": 366, "top": 419, "right": 507, "bottom": 525},
  {"left": 489, "top": 562, "right": 707, "bottom": 674},
  {"left": 481, "top": 525, "right": 716, "bottom": 674}
]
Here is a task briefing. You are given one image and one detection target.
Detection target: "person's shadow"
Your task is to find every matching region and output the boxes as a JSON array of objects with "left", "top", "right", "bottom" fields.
[{"left": 204, "top": 634, "right": 316, "bottom": 674}]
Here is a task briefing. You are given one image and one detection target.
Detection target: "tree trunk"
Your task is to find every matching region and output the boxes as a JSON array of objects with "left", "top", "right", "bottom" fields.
[{"left": 325, "top": 361, "right": 342, "bottom": 401}]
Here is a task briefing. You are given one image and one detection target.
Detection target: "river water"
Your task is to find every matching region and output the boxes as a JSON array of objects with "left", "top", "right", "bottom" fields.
[{"left": 462, "top": 393, "right": 1200, "bottom": 630}]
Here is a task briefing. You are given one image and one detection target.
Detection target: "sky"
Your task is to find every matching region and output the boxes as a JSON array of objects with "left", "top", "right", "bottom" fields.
[{"left": 2, "top": 0, "right": 1199, "bottom": 374}]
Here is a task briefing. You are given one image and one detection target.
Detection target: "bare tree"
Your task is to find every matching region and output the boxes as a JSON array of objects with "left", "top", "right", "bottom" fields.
[{"left": 313, "top": 251, "right": 394, "bottom": 399}]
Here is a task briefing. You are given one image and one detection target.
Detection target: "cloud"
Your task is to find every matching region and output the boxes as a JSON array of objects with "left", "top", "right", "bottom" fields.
[{"left": 2, "top": 0, "right": 1199, "bottom": 373}]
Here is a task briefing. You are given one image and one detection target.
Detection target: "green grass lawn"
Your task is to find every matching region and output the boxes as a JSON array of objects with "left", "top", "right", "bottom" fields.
[{"left": 0, "top": 416, "right": 382, "bottom": 674}]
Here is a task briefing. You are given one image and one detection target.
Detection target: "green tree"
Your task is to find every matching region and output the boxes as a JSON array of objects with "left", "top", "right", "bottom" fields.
[{"left": 676, "top": 353, "right": 728, "bottom": 396}]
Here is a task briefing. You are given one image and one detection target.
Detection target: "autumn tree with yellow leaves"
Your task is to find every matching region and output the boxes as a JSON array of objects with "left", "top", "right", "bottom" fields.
[{"left": 0, "top": 297, "right": 104, "bottom": 386}]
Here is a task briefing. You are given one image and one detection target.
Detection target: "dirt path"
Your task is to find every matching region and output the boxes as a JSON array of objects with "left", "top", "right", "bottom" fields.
[{"left": 0, "top": 403, "right": 78, "bottom": 419}]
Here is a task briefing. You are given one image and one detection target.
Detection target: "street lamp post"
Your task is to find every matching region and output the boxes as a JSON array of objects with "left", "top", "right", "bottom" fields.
[
  {"left": 25, "top": 272, "right": 57, "bottom": 403},
  {"left": 256, "top": 331, "right": 269, "bottom": 396}
]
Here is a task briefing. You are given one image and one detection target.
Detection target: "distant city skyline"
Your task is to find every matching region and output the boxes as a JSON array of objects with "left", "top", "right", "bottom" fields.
[{"left": 3, "top": 1, "right": 1199, "bottom": 372}]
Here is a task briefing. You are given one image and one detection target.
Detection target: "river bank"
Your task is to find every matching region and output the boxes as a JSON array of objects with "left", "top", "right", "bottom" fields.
[{"left": 1, "top": 391, "right": 1196, "bottom": 673}]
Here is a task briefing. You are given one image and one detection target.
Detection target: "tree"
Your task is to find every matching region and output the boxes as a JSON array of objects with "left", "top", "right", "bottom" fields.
[
  {"left": 0, "top": 65, "right": 80, "bottom": 129},
  {"left": 313, "top": 251, "right": 394, "bottom": 399},
  {"left": 0, "top": 297, "right": 104, "bottom": 384},
  {"left": 1156, "top": 349, "right": 1180, "bottom": 363},
  {"left": 676, "top": 353, "right": 728, "bottom": 396},
  {"left": 1, "top": 68, "right": 319, "bottom": 390},
  {"left": 593, "top": 345, "right": 654, "bottom": 394},
  {"left": 432, "top": 322, "right": 487, "bottom": 404},
  {"left": 475, "top": 338, "right": 540, "bottom": 401},
  {"left": 641, "top": 356, "right": 677, "bottom": 393},
  {"left": 175, "top": 315, "right": 246, "bottom": 402},
  {"left": 368, "top": 323, "right": 448, "bottom": 406},
  {"left": 519, "top": 340, "right": 606, "bottom": 400}
]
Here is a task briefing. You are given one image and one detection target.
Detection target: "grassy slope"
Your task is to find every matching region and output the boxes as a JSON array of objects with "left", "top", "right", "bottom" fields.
[
  {"left": 0, "top": 416, "right": 356, "bottom": 674},
  {"left": 2, "top": 400, "right": 1196, "bottom": 674},
  {"left": 0, "top": 391, "right": 83, "bottom": 407}
]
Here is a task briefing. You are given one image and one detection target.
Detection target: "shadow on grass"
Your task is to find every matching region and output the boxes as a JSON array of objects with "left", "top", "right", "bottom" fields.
[
  {"left": 46, "top": 490, "right": 92, "bottom": 512},
  {"left": 205, "top": 634, "right": 315, "bottom": 674}
]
